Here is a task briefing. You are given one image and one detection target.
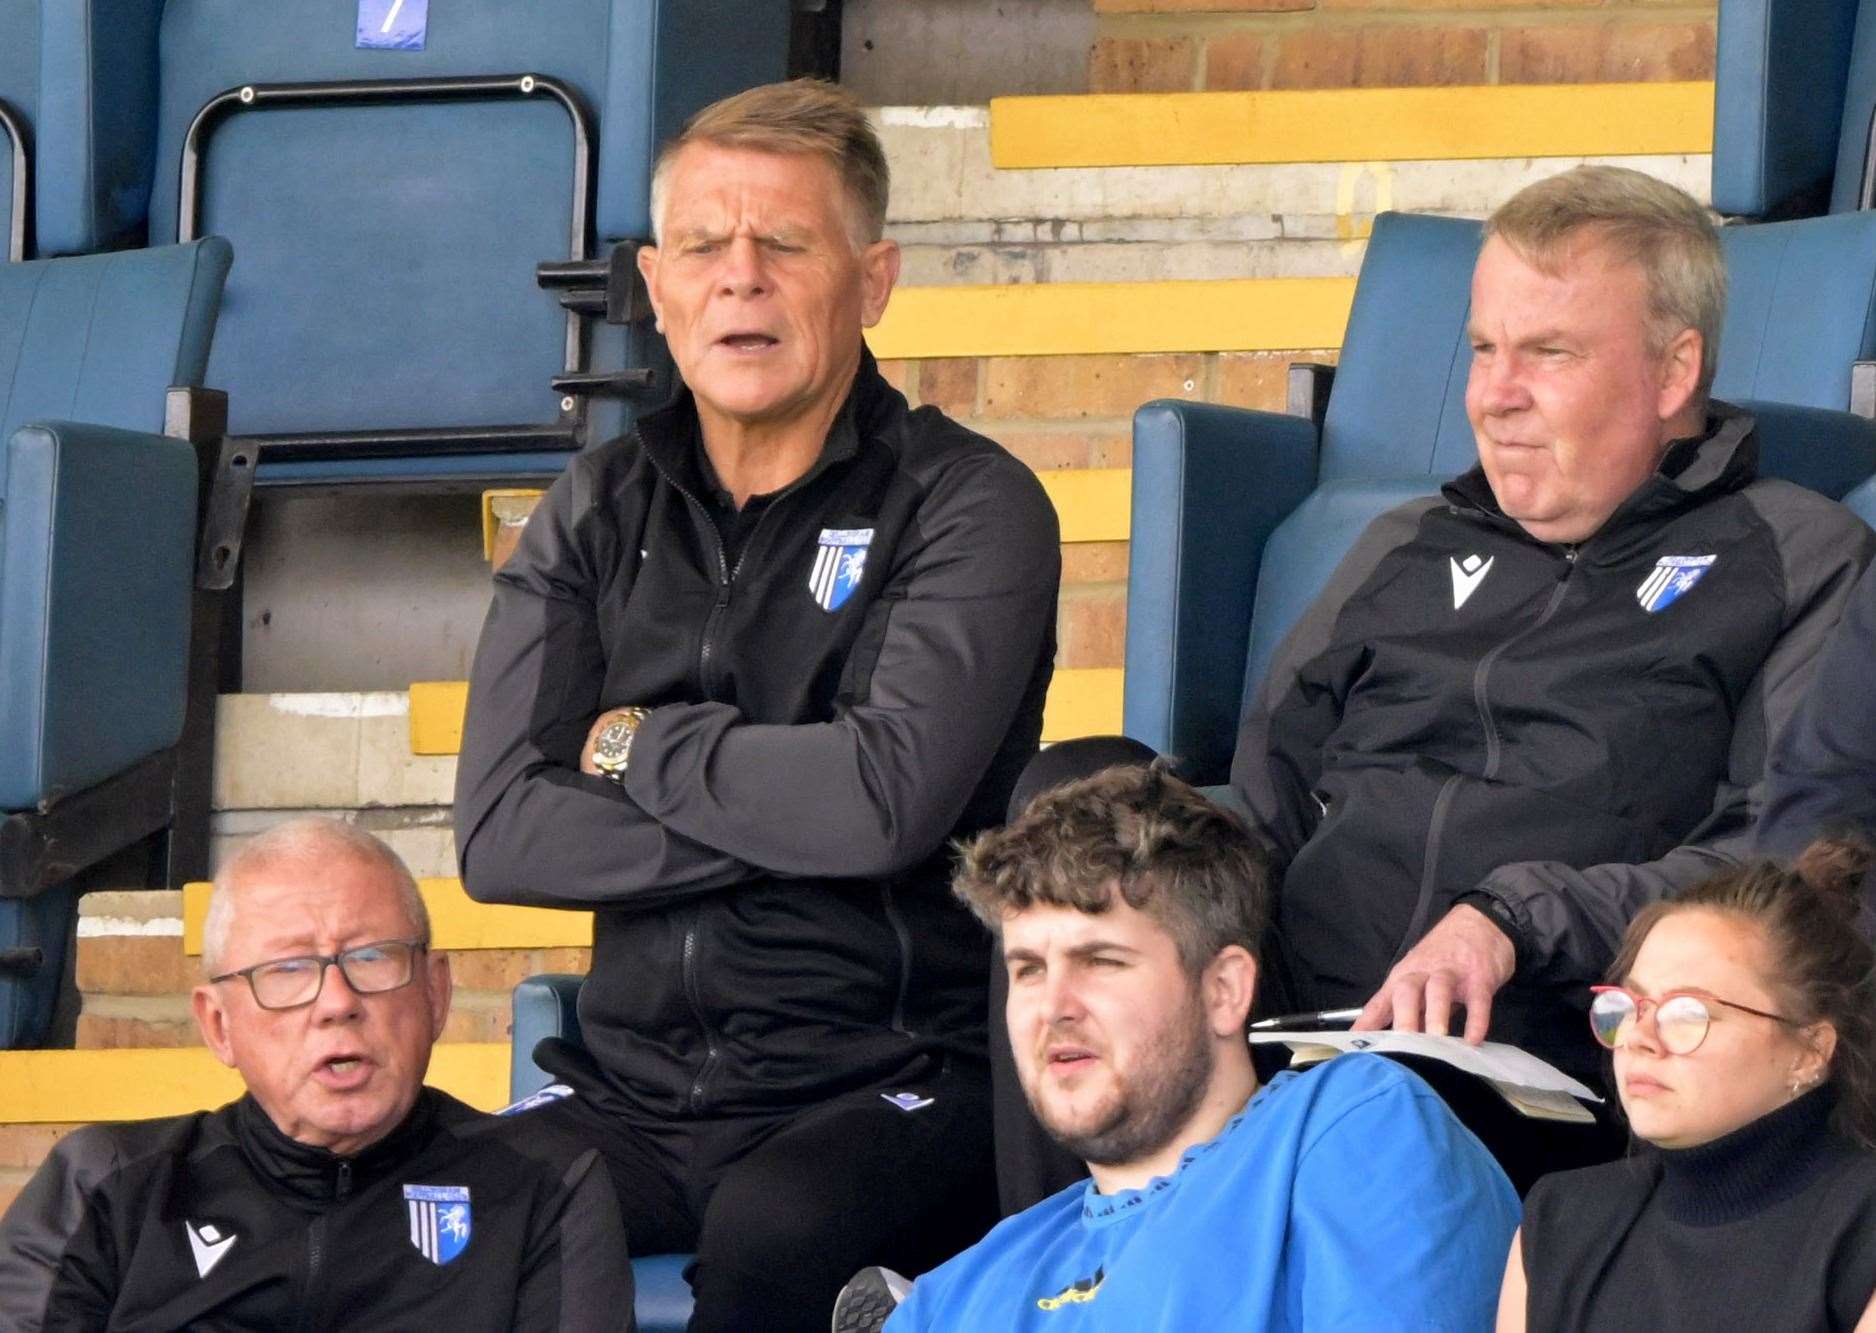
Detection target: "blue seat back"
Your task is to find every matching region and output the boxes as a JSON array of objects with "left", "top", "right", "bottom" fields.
[
  {"left": 1712, "top": 0, "right": 1863, "bottom": 217},
  {"left": 0, "top": 6, "right": 35, "bottom": 261},
  {"left": 145, "top": 0, "right": 788, "bottom": 472},
  {"left": 1717, "top": 213, "right": 1876, "bottom": 411},
  {"left": 0, "top": 239, "right": 232, "bottom": 812},
  {"left": 0, "top": 3, "right": 166, "bottom": 259},
  {"left": 1318, "top": 212, "right": 1483, "bottom": 482},
  {"left": 1835, "top": 0, "right": 1876, "bottom": 213}
]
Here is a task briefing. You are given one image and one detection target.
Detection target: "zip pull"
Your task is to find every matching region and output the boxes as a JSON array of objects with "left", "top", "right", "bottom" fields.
[
  {"left": 334, "top": 1159, "right": 352, "bottom": 1202},
  {"left": 1556, "top": 545, "right": 1579, "bottom": 580}
]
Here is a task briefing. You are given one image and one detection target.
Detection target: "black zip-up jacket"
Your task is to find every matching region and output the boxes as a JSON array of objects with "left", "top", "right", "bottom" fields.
[
  {"left": 0, "top": 1089, "right": 631, "bottom": 1332},
  {"left": 1232, "top": 407, "right": 1874, "bottom": 1080},
  {"left": 455, "top": 352, "right": 1060, "bottom": 1117}
]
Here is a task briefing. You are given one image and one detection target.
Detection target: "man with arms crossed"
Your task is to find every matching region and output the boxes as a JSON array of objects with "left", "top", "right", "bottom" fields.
[
  {"left": 455, "top": 79, "right": 1058, "bottom": 1328},
  {"left": 0, "top": 819, "right": 629, "bottom": 1331},
  {"left": 862, "top": 765, "right": 1516, "bottom": 1331}
]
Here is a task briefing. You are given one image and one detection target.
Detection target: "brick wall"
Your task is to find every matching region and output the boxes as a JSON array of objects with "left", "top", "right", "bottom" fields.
[
  {"left": 1089, "top": 0, "right": 1717, "bottom": 93},
  {"left": 74, "top": 933, "right": 593, "bottom": 1051},
  {"left": 880, "top": 348, "right": 1337, "bottom": 664}
]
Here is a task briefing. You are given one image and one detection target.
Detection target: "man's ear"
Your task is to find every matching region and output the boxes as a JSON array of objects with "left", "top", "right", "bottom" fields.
[
  {"left": 1203, "top": 945, "right": 1258, "bottom": 1038},
  {"left": 859, "top": 238, "right": 901, "bottom": 328},
  {"left": 192, "top": 984, "right": 238, "bottom": 1070},
  {"left": 636, "top": 243, "right": 665, "bottom": 334},
  {"left": 1656, "top": 327, "right": 1703, "bottom": 423},
  {"left": 425, "top": 952, "right": 453, "bottom": 1044}
]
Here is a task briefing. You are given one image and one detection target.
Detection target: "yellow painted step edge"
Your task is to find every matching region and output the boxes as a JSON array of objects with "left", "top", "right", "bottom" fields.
[
  {"left": 872, "top": 278, "right": 1354, "bottom": 359},
  {"left": 476, "top": 469, "right": 1129, "bottom": 558},
  {"left": 412, "top": 665, "right": 1123, "bottom": 759},
  {"left": 990, "top": 82, "right": 1715, "bottom": 170},
  {"left": 0, "top": 1043, "right": 510, "bottom": 1123},
  {"left": 180, "top": 878, "right": 592, "bottom": 956}
]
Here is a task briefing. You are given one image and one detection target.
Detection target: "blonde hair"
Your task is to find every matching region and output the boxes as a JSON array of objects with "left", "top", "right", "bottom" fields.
[
  {"left": 202, "top": 817, "right": 429, "bottom": 975},
  {"left": 649, "top": 79, "right": 889, "bottom": 247},
  {"left": 1486, "top": 165, "right": 1726, "bottom": 401}
]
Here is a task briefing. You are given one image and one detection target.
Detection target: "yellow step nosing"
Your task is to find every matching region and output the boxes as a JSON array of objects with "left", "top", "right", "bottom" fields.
[
  {"left": 872, "top": 278, "right": 1355, "bottom": 360},
  {"left": 989, "top": 82, "right": 1715, "bottom": 170},
  {"left": 0, "top": 1044, "right": 511, "bottom": 1122},
  {"left": 1039, "top": 467, "right": 1130, "bottom": 544},
  {"left": 1043, "top": 666, "right": 1124, "bottom": 743},
  {"left": 181, "top": 878, "right": 592, "bottom": 956}
]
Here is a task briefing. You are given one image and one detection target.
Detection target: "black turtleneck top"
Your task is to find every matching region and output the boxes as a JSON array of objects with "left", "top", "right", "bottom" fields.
[{"left": 1523, "top": 1089, "right": 1876, "bottom": 1331}]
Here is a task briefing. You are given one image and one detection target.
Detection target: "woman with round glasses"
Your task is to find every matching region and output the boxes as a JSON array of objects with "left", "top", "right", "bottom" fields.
[{"left": 1496, "top": 838, "right": 1876, "bottom": 1332}]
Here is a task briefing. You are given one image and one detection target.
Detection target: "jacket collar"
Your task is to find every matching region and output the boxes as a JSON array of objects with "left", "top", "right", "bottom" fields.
[
  {"left": 234, "top": 1087, "right": 439, "bottom": 1207},
  {"left": 1442, "top": 402, "right": 1759, "bottom": 558},
  {"left": 633, "top": 342, "right": 893, "bottom": 497}
]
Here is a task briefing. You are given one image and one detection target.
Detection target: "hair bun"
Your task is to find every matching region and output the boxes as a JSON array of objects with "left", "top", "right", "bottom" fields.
[{"left": 1793, "top": 836, "right": 1875, "bottom": 915}]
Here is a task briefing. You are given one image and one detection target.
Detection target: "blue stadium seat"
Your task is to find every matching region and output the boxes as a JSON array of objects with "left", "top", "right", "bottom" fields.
[
  {"left": 0, "top": 237, "right": 233, "bottom": 1048},
  {"left": 1123, "top": 209, "right": 1876, "bottom": 784},
  {"left": 0, "top": 2, "right": 165, "bottom": 262},
  {"left": 142, "top": 0, "right": 790, "bottom": 490},
  {"left": 510, "top": 974, "right": 693, "bottom": 1333},
  {"left": 0, "top": 6, "right": 34, "bottom": 261},
  {"left": 1712, "top": 0, "right": 1876, "bottom": 217}
]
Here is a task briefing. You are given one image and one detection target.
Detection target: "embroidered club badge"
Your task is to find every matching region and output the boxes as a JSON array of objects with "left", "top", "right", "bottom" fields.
[
  {"left": 1636, "top": 554, "right": 1716, "bottom": 614},
  {"left": 809, "top": 528, "right": 874, "bottom": 612},
  {"left": 404, "top": 1184, "right": 472, "bottom": 1265}
]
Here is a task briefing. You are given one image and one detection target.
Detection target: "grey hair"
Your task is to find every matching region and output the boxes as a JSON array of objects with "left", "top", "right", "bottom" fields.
[
  {"left": 1485, "top": 164, "right": 1727, "bottom": 403},
  {"left": 202, "top": 817, "right": 429, "bottom": 975},
  {"left": 647, "top": 78, "right": 888, "bottom": 249}
]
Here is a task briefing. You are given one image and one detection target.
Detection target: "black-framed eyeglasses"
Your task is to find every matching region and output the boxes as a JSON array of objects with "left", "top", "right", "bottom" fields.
[
  {"left": 209, "top": 939, "right": 427, "bottom": 1011},
  {"left": 1588, "top": 984, "right": 1797, "bottom": 1056}
]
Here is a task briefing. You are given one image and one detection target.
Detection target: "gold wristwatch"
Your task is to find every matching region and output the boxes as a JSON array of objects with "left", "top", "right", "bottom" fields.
[{"left": 591, "top": 707, "right": 652, "bottom": 784}]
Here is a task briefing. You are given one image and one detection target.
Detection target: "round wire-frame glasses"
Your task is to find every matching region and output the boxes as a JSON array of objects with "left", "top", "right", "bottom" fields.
[{"left": 1588, "top": 983, "right": 1796, "bottom": 1055}]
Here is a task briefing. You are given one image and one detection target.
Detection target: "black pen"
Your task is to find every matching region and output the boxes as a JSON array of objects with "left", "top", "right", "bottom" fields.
[{"left": 1248, "top": 1008, "right": 1363, "bottom": 1031}]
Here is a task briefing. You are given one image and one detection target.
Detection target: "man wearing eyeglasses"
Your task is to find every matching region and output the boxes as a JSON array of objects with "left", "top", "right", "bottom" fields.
[{"left": 0, "top": 818, "right": 632, "bottom": 1333}]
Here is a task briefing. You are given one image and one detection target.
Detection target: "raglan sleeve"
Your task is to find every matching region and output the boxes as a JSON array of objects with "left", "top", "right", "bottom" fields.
[
  {"left": 0, "top": 1127, "right": 123, "bottom": 1332},
  {"left": 508, "top": 1147, "right": 636, "bottom": 1333}
]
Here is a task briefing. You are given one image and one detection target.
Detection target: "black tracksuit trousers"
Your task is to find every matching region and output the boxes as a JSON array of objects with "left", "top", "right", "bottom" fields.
[{"left": 514, "top": 1050, "right": 996, "bottom": 1332}]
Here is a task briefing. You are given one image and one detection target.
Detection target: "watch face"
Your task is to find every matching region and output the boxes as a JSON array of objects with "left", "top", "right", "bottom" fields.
[{"left": 593, "top": 721, "right": 634, "bottom": 769}]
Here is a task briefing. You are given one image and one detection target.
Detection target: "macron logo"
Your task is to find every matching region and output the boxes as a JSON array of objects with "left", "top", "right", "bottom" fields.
[
  {"left": 1450, "top": 553, "right": 1494, "bottom": 610},
  {"left": 186, "top": 1220, "right": 237, "bottom": 1278}
]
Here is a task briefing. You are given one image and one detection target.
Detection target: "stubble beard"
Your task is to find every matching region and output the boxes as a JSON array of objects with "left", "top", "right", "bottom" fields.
[{"left": 1031, "top": 991, "right": 1217, "bottom": 1170}]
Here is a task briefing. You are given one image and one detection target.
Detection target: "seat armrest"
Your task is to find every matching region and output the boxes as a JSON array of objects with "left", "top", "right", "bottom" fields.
[
  {"left": 1124, "top": 400, "right": 1319, "bottom": 784},
  {"left": 509, "top": 973, "right": 585, "bottom": 1103},
  {"left": 0, "top": 421, "right": 198, "bottom": 812}
]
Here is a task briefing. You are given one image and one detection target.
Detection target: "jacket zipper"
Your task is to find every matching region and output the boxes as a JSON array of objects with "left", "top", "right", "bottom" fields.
[
  {"left": 879, "top": 886, "right": 916, "bottom": 1037},
  {"left": 1394, "top": 545, "right": 1579, "bottom": 962},
  {"left": 682, "top": 907, "right": 722, "bottom": 1112},
  {"left": 301, "top": 1216, "right": 327, "bottom": 1333}
]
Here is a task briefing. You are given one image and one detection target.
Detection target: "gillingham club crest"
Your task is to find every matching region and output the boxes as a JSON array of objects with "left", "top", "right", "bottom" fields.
[
  {"left": 1636, "top": 554, "right": 1717, "bottom": 614},
  {"left": 809, "top": 527, "right": 874, "bottom": 613},
  {"left": 403, "top": 1184, "right": 472, "bottom": 1266}
]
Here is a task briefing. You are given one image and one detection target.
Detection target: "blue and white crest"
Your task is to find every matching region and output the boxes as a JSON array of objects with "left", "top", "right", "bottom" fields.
[
  {"left": 1636, "top": 554, "right": 1717, "bottom": 614},
  {"left": 809, "top": 528, "right": 873, "bottom": 613},
  {"left": 404, "top": 1184, "right": 471, "bottom": 1266}
]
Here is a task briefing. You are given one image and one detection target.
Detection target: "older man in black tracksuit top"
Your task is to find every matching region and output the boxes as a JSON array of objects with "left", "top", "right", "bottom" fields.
[
  {"left": 0, "top": 819, "right": 629, "bottom": 1332},
  {"left": 1244, "top": 171, "right": 1874, "bottom": 1090},
  {"left": 453, "top": 82, "right": 1058, "bottom": 1329}
]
